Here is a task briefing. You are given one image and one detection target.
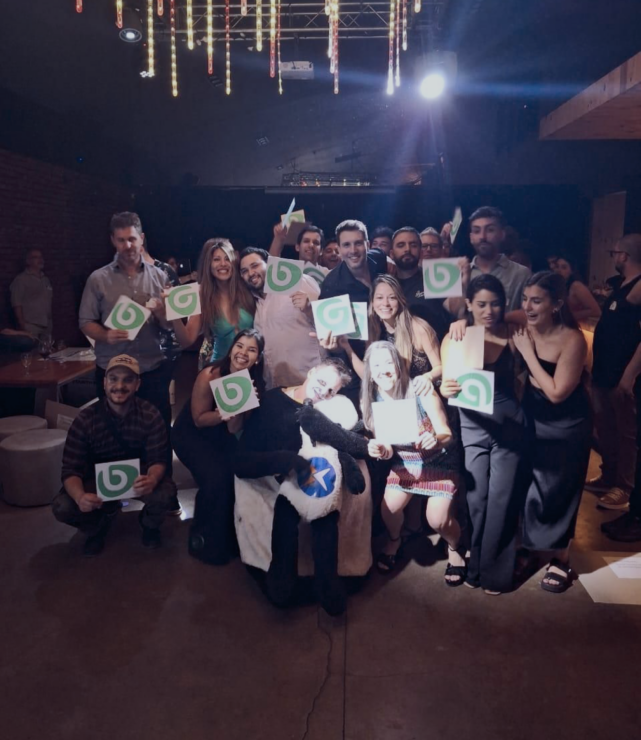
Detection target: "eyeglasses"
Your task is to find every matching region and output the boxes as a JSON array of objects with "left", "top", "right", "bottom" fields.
[{"left": 608, "top": 250, "right": 628, "bottom": 257}]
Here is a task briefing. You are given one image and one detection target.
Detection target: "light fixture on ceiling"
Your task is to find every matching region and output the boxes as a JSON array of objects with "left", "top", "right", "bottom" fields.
[
  {"left": 416, "top": 51, "right": 457, "bottom": 100},
  {"left": 119, "top": 6, "right": 143, "bottom": 43}
]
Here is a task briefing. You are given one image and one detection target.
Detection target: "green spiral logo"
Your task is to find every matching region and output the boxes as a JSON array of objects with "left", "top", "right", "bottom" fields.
[
  {"left": 97, "top": 464, "right": 138, "bottom": 498},
  {"left": 348, "top": 303, "right": 367, "bottom": 339},
  {"left": 111, "top": 301, "right": 145, "bottom": 330},
  {"left": 456, "top": 372, "right": 492, "bottom": 408},
  {"left": 266, "top": 260, "right": 303, "bottom": 292},
  {"left": 214, "top": 376, "right": 252, "bottom": 414},
  {"left": 167, "top": 285, "right": 198, "bottom": 316},
  {"left": 303, "top": 266, "right": 327, "bottom": 286},
  {"left": 423, "top": 262, "right": 459, "bottom": 294},
  {"left": 317, "top": 297, "right": 352, "bottom": 332}
]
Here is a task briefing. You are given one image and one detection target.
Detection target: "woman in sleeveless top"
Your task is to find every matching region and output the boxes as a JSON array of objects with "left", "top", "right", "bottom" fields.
[
  {"left": 513, "top": 271, "right": 591, "bottom": 593},
  {"left": 441, "top": 275, "right": 525, "bottom": 594},
  {"left": 553, "top": 255, "right": 601, "bottom": 325},
  {"left": 361, "top": 341, "right": 466, "bottom": 585},
  {"left": 172, "top": 329, "right": 265, "bottom": 565},
  {"left": 169, "top": 238, "right": 255, "bottom": 369}
]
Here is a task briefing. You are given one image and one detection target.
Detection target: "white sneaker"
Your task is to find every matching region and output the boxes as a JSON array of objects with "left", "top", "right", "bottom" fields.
[{"left": 597, "top": 487, "right": 630, "bottom": 511}]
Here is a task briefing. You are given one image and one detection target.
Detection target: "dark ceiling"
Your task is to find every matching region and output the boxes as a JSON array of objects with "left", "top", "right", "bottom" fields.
[{"left": 2, "top": 0, "right": 641, "bottom": 187}]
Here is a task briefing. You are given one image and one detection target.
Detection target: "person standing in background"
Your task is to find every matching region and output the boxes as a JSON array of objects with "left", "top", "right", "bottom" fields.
[{"left": 10, "top": 249, "right": 53, "bottom": 340}]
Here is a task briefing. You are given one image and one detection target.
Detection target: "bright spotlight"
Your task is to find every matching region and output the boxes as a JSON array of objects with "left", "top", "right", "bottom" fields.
[{"left": 420, "top": 72, "right": 446, "bottom": 99}]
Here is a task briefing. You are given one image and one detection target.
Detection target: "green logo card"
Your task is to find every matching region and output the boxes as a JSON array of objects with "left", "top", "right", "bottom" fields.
[
  {"left": 422, "top": 258, "right": 463, "bottom": 298},
  {"left": 311, "top": 294, "right": 356, "bottom": 337},
  {"left": 210, "top": 369, "right": 260, "bottom": 420},
  {"left": 95, "top": 458, "right": 140, "bottom": 500},
  {"left": 264, "top": 257, "right": 304, "bottom": 295},
  {"left": 104, "top": 296, "right": 151, "bottom": 340},
  {"left": 347, "top": 302, "right": 369, "bottom": 341},
  {"left": 303, "top": 263, "right": 329, "bottom": 286},
  {"left": 165, "top": 283, "right": 202, "bottom": 321},
  {"left": 448, "top": 369, "right": 495, "bottom": 415}
]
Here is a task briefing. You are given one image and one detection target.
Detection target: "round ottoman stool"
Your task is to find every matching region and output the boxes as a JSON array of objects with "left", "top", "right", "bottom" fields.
[
  {"left": 0, "top": 415, "right": 47, "bottom": 442},
  {"left": 0, "top": 429, "right": 67, "bottom": 507}
]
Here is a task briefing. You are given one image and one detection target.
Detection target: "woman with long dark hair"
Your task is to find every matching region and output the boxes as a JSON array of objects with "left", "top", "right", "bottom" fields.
[
  {"left": 170, "top": 238, "right": 256, "bottom": 369},
  {"left": 441, "top": 275, "right": 524, "bottom": 594},
  {"left": 513, "top": 271, "right": 591, "bottom": 593},
  {"left": 553, "top": 254, "right": 601, "bottom": 324},
  {"left": 172, "top": 328, "right": 265, "bottom": 565}
]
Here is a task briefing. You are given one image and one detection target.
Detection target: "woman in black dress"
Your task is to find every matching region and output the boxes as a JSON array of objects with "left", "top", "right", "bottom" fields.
[{"left": 513, "top": 271, "right": 591, "bottom": 593}]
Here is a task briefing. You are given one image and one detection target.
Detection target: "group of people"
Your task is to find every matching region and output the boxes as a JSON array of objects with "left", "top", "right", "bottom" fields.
[{"left": 49, "top": 206, "right": 641, "bottom": 616}]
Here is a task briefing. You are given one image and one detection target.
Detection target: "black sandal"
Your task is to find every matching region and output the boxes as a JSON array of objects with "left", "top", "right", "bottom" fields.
[
  {"left": 445, "top": 545, "right": 467, "bottom": 587},
  {"left": 375, "top": 537, "right": 402, "bottom": 574},
  {"left": 540, "top": 558, "right": 573, "bottom": 593}
]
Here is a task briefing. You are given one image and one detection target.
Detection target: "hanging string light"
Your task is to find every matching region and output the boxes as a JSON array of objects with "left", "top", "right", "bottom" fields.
[
  {"left": 402, "top": 0, "right": 408, "bottom": 51},
  {"left": 157, "top": 0, "right": 163, "bottom": 15},
  {"left": 170, "top": 0, "right": 178, "bottom": 96},
  {"left": 116, "top": 1, "right": 123, "bottom": 28},
  {"left": 207, "top": 0, "right": 213, "bottom": 74},
  {"left": 187, "top": 0, "right": 194, "bottom": 49},
  {"left": 256, "top": 0, "right": 263, "bottom": 52},
  {"left": 387, "top": 0, "right": 395, "bottom": 94},
  {"left": 270, "top": 0, "right": 276, "bottom": 78},
  {"left": 414, "top": 0, "right": 421, "bottom": 12},
  {"left": 325, "top": 1, "right": 330, "bottom": 15},
  {"left": 225, "top": 0, "right": 231, "bottom": 94},
  {"left": 395, "top": 0, "right": 400, "bottom": 87},
  {"left": 277, "top": 0, "right": 282, "bottom": 93},
  {"left": 241, "top": 0, "right": 248, "bottom": 17},
  {"left": 147, "top": 0, "right": 155, "bottom": 77},
  {"left": 76, "top": 1, "right": 82, "bottom": 12},
  {"left": 328, "top": 4, "right": 335, "bottom": 73},
  {"left": 332, "top": 1, "right": 339, "bottom": 93}
]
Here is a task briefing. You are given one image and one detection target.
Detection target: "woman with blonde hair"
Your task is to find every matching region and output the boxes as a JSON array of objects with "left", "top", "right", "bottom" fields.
[{"left": 170, "top": 238, "right": 256, "bottom": 368}]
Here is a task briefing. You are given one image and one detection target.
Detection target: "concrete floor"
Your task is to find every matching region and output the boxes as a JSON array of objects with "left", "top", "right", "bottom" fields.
[{"left": 1, "top": 357, "right": 639, "bottom": 740}]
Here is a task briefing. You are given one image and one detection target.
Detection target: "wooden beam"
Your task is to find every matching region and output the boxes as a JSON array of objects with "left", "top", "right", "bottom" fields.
[{"left": 539, "top": 51, "right": 641, "bottom": 140}]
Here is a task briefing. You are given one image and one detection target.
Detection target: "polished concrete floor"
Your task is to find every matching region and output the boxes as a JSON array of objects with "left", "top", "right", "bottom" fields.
[{"left": 1, "top": 360, "right": 639, "bottom": 739}]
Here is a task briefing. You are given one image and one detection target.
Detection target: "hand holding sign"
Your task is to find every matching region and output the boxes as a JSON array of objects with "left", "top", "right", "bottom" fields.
[
  {"left": 265, "top": 256, "right": 304, "bottom": 295},
  {"left": 165, "top": 283, "right": 202, "bottom": 321},
  {"left": 444, "top": 325, "right": 485, "bottom": 377},
  {"left": 96, "top": 458, "right": 141, "bottom": 501},
  {"left": 210, "top": 369, "right": 260, "bottom": 420},
  {"left": 311, "top": 294, "right": 356, "bottom": 338},
  {"left": 104, "top": 296, "right": 151, "bottom": 340},
  {"left": 422, "top": 258, "right": 463, "bottom": 298},
  {"left": 448, "top": 369, "right": 495, "bottom": 415}
]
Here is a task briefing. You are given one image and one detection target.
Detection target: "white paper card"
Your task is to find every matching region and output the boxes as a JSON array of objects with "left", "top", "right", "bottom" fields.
[
  {"left": 209, "top": 368, "right": 260, "bottom": 420},
  {"left": 104, "top": 296, "right": 151, "bottom": 340},
  {"left": 372, "top": 399, "right": 419, "bottom": 445},
  {"left": 448, "top": 369, "right": 495, "bottom": 415},
  {"left": 604, "top": 554, "right": 641, "bottom": 579},
  {"left": 264, "top": 256, "right": 305, "bottom": 295},
  {"left": 303, "top": 263, "right": 329, "bottom": 287},
  {"left": 165, "top": 282, "right": 202, "bottom": 321},
  {"left": 311, "top": 294, "right": 356, "bottom": 337},
  {"left": 281, "top": 198, "right": 296, "bottom": 228},
  {"left": 444, "top": 326, "right": 485, "bottom": 377},
  {"left": 347, "top": 302, "right": 369, "bottom": 341},
  {"left": 96, "top": 458, "right": 141, "bottom": 501},
  {"left": 451, "top": 207, "right": 463, "bottom": 244},
  {"left": 422, "top": 258, "right": 463, "bottom": 299}
]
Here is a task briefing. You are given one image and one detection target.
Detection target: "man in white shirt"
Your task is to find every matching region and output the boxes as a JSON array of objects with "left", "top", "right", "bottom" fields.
[{"left": 239, "top": 248, "right": 323, "bottom": 389}]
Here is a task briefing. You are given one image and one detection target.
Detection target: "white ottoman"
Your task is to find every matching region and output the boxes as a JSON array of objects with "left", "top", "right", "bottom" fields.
[
  {"left": 0, "top": 429, "right": 67, "bottom": 507},
  {"left": 0, "top": 415, "right": 47, "bottom": 442}
]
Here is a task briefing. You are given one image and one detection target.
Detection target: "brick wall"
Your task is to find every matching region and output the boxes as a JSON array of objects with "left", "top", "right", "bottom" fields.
[{"left": 0, "top": 148, "right": 133, "bottom": 343}]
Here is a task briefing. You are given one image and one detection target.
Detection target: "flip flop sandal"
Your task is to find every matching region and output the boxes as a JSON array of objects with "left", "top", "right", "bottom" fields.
[
  {"left": 444, "top": 545, "right": 467, "bottom": 587},
  {"left": 540, "top": 558, "right": 573, "bottom": 594},
  {"left": 375, "top": 536, "right": 402, "bottom": 574}
]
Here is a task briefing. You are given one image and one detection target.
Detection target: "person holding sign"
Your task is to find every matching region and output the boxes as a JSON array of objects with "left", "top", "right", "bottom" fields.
[
  {"left": 441, "top": 275, "right": 525, "bottom": 594},
  {"left": 361, "top": 342, "right": 465, "bottom": 584},
  {"left": 52, "top": 355, "right": 176, "bottom": 557},
  {"left": 513, "top": 272, "right": 591, "bottom": 593},
  {"left": 172, "top": 329, "right": 265, "bottom": 565},
  {"left": 269, "top": 222, "right": 325, "bottom": 265},
  {"left": 169, "top": 238, "right": 255, "bottom": 370}
]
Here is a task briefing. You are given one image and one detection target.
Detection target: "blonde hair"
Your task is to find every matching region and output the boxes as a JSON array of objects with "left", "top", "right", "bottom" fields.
[{"left": 197, "top": 238, "right": 255, "bottom": 340}]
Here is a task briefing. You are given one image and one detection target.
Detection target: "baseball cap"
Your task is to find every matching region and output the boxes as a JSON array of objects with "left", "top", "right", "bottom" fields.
[{"left": 105, "top": 354, "right": 140, "bottom": 376}]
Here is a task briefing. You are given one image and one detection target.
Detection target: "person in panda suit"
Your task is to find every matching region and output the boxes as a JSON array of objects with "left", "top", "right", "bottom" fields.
[{"left": 234, "top": 358, "right": 372, "bottom": 616}]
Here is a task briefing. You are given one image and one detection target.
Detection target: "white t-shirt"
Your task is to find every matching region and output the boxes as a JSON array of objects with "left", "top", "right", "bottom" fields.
[{"left": 255, "top": 274, "right": 324, "bottom": 389}]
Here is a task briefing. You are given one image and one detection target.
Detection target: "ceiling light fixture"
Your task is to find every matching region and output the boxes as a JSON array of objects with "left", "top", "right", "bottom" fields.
[
  {"left": 118, "top": 6, "right": 143, "bottom": 43},
  {"left": 416, "top": 51, "right": 457, "bottom": 100}
]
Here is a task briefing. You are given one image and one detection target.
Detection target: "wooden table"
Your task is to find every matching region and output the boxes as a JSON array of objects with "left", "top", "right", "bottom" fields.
[{"left": 0, "top": 359, "right": 96, "bottom": 415}]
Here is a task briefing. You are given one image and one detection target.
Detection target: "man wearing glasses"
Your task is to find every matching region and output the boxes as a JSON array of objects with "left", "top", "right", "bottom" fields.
[{"left": 590, "top": 235, "right": 641, "bottom": 540}]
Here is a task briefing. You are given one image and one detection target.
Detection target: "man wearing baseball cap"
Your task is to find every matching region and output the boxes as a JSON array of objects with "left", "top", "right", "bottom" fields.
[{"left": 52, "top": 354, "right": 177, "bottom": 557}]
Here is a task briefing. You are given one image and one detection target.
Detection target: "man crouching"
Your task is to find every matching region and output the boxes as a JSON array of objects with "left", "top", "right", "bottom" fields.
[{"left": 52, "top": 354, "right": 176, "bottom": 556}]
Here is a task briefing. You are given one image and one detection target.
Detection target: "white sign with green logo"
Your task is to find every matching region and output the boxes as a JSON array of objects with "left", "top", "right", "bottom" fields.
[
  {"left": 264, "top": 257, "right": 304, "bottom": 295},
  {"left": 347, "top": 302, "right": 369, "bottom": 341},
  {"left": 95, "top": 458, "right": 141, "bottom": 501},
  {"left": 165, "top": 283, "right": 202, "bottom": 321},
  {"left": 104, "top": 296, "right": 151, "bottom": 340},
  {"left": 448, "top": 369, "right": 495, "bottom": 415},
  {"left": 422, "top": 258, "right": 463, "bottom": 299},
  {"left": 311, "top": 294, "right": 356, "bottom": 337},
  {"left": 450, "top": 206, "right": 463, "bottom": 244},
  {"left": 209, "top": 368, "right": 260, "bottom": 420},
  {"left": 303, "top": 263, "right": 329, "bottom": 287}
]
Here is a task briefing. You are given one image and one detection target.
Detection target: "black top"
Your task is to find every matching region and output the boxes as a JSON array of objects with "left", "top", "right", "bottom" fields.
[
  {"left": 592, "top": 274, "right": 641, "bottom": 388},
  {"left": 396, "top": 271, "right": 452, "bottom": 341},
  {"left": 485, "top": 343, "right": 516, "bottom": 401},
  {"left": 319, "top": 250, "right": 387, "bottom": 302}
]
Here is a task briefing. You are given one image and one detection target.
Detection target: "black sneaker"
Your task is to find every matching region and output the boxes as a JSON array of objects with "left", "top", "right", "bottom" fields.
[
  {"left": 82, "top": 532, "right": 106, "bottom": 558},
  {"left": 141, "top": 527, "right": 162, "bottom": 549},
  {"left": 601, "top": 512, "right": 641, "bottom": 542}
]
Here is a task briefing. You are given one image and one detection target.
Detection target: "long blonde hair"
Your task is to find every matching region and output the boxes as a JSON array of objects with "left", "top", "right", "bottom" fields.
[{"left": 197, "top": 238, "right": 255, "bottom": 340}]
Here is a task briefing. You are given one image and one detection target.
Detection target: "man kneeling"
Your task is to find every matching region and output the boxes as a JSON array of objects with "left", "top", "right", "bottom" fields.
[{"left": 53, "top": 354, "right": 176, "bottom": 556}]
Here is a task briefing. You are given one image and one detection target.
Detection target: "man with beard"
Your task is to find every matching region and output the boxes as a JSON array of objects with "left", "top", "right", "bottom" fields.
[
  {"left": 390, "top": 227, "right": 452, "bottom": 340},
  {"left": 239, "top": 247, "right": 323, "bottom": 388}
]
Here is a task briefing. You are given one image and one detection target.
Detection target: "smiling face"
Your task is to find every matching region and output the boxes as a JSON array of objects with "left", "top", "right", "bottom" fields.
[
  {"left": 522, "top": 285, "right": 559, "bottom": 328},
  {"left": 240, "top": 253, "right": 267, "bottom": 291},
  {"left": 338, "top": 229, "right": 368, "bottom": 272},
  {"left": 104, "top": 366, "right": 140, "bottom": 408},
  {"left": 210, "top": 247, "right": 233, "bottom": 282},
  {"left": 296, "top": 230, "right": 322, "bottom": 264},
  {"left": 368, "top": 346, "right": 398, "bottom": 393},
  {"left": 229, "top": 335, "right": 260, "bottom": 373},
  {"left": 470, "top": 217, "right": 505, "bottom": 260},
  {"left": 111, "top": 226, "right": 144, "bottom": 269},
  {"left": 304, "top": 365, "right": 344, "bottom": 404},
  {"left": 391, "top": 231, "right": 421, "bottom": 271},
  {"left": 372, "top": 281, "right": 400, "bottom": 323},
  {"left": 319, "top": 241, "right": 341, "bottom": 270},
  {"left": 466, "top": 289, "right": 503, "bottom": 329}
]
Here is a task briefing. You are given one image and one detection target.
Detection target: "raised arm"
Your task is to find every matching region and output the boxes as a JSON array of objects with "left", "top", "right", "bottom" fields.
[
  {"left": 191, "top": 366, "right": 224, "bottom": 428},
  {"left": 268, "top": 222, "right": 288, "bottom": 258},
  {"left": 412, "top": 319, "right": 442, "bottom": 382}
]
